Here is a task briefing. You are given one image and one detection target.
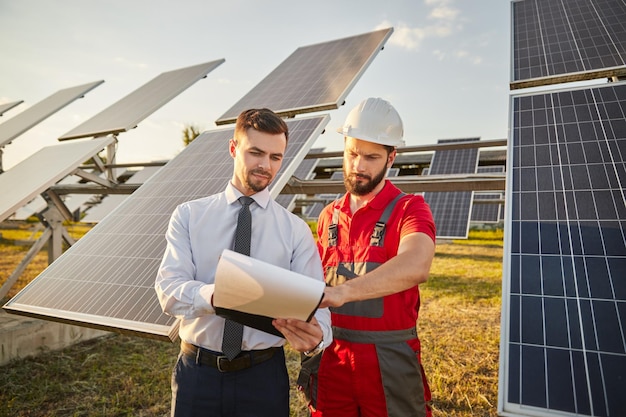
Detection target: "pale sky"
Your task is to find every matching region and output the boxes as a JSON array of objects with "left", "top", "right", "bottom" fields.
[{"left": 0, "top": 0, "right": 511, "bottom": 170}]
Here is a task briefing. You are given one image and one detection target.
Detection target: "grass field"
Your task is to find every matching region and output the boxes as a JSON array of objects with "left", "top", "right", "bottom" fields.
[{"left": 0, "top": 222, "right": 503, "bottom": 417}]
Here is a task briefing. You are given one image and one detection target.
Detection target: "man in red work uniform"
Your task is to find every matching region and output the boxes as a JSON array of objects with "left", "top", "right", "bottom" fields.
[{"left": 302, "top": 97, "right": 436, "bottom": 417}]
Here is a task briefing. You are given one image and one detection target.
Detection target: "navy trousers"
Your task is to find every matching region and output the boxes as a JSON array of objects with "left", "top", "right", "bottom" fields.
[{"left": 171, "top": 348, "right": 289, "bottom": 417}]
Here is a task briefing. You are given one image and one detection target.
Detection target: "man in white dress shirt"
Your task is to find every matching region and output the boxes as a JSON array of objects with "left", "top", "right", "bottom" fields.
[{"left": 155, "top": 108, "right": 331, "bottom": 417}]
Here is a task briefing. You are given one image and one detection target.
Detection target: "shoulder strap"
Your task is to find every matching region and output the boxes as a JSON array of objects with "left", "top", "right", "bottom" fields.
[
  {"left": 370, "top": 192, "right": 407, "bottom": 247},
  {"left": 327, "top": 203, "right": 340, "bottom": 247}
]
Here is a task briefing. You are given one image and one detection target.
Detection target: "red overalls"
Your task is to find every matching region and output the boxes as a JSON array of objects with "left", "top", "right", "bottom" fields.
[{"left": 309, "top": 181, "right": 435, "bottom": 417}]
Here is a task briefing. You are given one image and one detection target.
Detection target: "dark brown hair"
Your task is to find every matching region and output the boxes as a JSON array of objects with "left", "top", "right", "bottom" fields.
[{"left": 235, "top": 108, "right": 289, "bottom": 144}]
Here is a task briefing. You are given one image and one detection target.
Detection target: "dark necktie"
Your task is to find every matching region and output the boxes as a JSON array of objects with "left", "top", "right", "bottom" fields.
[{"left": 221, "top": 196, "right": 254, "bottom": 360}]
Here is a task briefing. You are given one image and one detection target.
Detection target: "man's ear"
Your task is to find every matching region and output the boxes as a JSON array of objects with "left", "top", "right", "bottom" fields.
[
  {"left": 229, "top": 138, "right": 237, "bottom": 158},
  {"left": 387, "top": 149, "right": 397, "bottom": 168}
]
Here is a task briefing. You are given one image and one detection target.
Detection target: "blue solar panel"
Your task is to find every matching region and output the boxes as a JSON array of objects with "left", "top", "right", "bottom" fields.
[
  {"left": 471, "top": 166, "right": 505, "bottom": 224},
  {"left": 423, "top": 138, "right": 480, "bottom": 239},
  {"left": 470, "top": 193, "right": 502, "bottom": 224},
  {"left": 499, "top": 82, "right": 626, "bottom": 416},
  {"left": 512, "top": 0, "right": 626, "bottom": 86}
]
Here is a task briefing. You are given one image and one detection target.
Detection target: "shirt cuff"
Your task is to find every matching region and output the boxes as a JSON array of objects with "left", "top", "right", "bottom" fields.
[{"left": 195, "top": 284, "right": 216, "bottom": 314}]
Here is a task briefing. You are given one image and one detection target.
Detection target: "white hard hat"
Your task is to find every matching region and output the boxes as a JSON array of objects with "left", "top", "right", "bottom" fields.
[{"left": 337, "top": 97, "right": 405, "bottom": 147}]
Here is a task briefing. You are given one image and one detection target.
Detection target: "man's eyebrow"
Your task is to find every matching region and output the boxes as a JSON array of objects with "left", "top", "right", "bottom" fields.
[
  {"left": 250, "top": 146, "right": 283, "bottom": 158},
  {"left": 349, "top": 148, "right": 382, "bottom": 157}
]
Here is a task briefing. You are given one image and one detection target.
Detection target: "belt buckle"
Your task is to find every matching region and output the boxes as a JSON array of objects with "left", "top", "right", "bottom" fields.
[{"left": 216, "top": 355, "right": 230, "bottom": 372}]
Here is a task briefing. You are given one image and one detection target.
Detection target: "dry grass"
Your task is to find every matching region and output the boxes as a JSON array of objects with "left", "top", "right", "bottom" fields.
[
  {"left": 421, "top": 230, "right": 502, "bottom": 417},
  {"left": 1, "top": 222, "right": 503, "bottom": 416}
]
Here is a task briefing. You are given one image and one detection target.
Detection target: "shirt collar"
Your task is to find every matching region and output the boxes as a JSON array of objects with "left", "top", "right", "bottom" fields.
[{"left": 225, "top": 182, "right": 270, "bottom": 209}]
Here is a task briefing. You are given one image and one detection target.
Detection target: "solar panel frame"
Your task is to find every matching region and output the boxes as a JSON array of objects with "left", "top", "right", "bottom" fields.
[
  {"left": 498, "top": 81, "right": 626, "bottom": 417},
  {"left": 274, "top": 147, "right": 322, "bottom": 211},
  {"left": 11, "top": 169, "right": 103, "bottom": 221},
  {"left": 303, "top": 193, "right": 340, "bottom": 221},
  {"left": 0, "top": 137, "right": 116, "bottom": 223},
  {"left": 0, "top": 81, "right": 103, "bottom": 148},
  {"left": 81, "top": 166, "right": 163, "bottom": 223},
  {"left": 58, "top": 60, "right": 224, "bottom": 141},
  {"left": 215, "top": 28, "right": 393, "bottom": 125},
  {"left": 511, "top": 0, "right": 626, "bottom": 88},
  {"left": 423, "top": 138, "right": 480, "bottom": 239},
  {"left": 10, "top": 196, "right": 44, "bottom": 220},
  {"left": 0, "top": 100, "right": 23, "bottom": 117},
  {"left": 4, "top": 115, "right": 330, "bottom": 342}
]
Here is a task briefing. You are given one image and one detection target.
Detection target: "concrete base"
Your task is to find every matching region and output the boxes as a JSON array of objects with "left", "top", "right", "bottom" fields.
[{"left": 0, "top": 310, "right": 109, "bottom": 366}]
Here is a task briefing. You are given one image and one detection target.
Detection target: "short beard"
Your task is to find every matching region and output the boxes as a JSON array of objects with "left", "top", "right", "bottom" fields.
[
  {"left": 246, "top": 168, "right": 272, "bottom": 192},
  {"left": 343, "top": 165, "right": 386, "bottom": 196}
]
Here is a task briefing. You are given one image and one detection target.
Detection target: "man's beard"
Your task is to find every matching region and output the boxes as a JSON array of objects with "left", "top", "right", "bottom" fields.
[
  {"left": 343, "top": 165, "right": 386, "bottom": 196},
  {"left": 246, "top": 168, "right": 272, "bottom": 192}
]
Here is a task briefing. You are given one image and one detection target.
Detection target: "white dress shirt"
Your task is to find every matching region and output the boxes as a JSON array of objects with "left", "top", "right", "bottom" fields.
[{"left": 155, "top": 182, "right": 332, "bottom": 352}]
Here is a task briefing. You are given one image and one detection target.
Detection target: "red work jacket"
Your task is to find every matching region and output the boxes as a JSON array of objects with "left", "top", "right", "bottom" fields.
[{"left": 316, "top": 181, "right": 436, "bottom": 334}]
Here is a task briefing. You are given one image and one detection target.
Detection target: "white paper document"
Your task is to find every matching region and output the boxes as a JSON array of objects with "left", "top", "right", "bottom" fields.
[{"left": 213, "top": 249, "right": 325, "bottom": 335}]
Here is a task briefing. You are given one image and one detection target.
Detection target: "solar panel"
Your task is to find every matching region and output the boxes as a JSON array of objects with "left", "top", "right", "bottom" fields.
[
  {"left": 0, "top": 100, "right": 23, "bottom": 117},
  {"left": 81, "top": 166, "right": 162, "bottom": 223},
  {"left": 423, "top": 138, "right": 480, "bottom": 239},
  {"left": 470, "top": 193, "right": 503, "bottom": 224},
  {"left": 11, "top": 171, "right": 102, "bottom": 221},
  {"left": 4, "top": 115, "right": 329, "bottom": 341},
  {"left": 471, "top": 166, "right": 505, "bottom": 224},
  {"left": 512, "top": 0, "right": 626, "bottom": 88},
  {"left": 499, "top": 82, "right": 626, "bottom": 416},
  {"left": 215, "top": 28, "right": 393, "bottom": 125},
  {"left": 0, "top": 137, "right": 116, "bottom": 223},
  {"left": 302, "top": 166, "right": 400, "bottom": 220},
  {"left": 274, "top": 147, "right": 322, "bottom": 211},
  {"left": 0, "top": 81, "right": 103, "bottom": 148},
  {"left": 58, "top": 60, "right": 224, "bottom": 141},
  {"left": 10, "top": 196, "right": 44, "bottom": 220},
  {"left": 301, "top": 193, "right": 333, "bottom": 221}
]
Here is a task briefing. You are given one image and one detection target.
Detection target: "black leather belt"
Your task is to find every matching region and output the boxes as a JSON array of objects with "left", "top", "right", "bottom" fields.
[{"left": 181, "top": 341, "right": 279, "bottom": 372}]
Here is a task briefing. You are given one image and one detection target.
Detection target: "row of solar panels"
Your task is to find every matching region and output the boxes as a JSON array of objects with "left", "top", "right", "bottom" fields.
[
  {"left": 0, "top": 28, "right": 393, "bottom": 225},
  {"left": 0, "top": 27, "right": 395, "bottom": 325},
  {"left": 2, "top": 27, "right": 393, "bottom": 150},
  {"left": 301, "top": 149, "right": 505, "bottom": 237},
  {"left": 11, "top": 144, "right": 505, "bottom": 229}
]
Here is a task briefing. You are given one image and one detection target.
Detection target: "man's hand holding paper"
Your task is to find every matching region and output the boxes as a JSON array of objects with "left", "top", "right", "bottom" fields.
[{"left": 213, "top": 249, "right": 326, "bottom": 337}]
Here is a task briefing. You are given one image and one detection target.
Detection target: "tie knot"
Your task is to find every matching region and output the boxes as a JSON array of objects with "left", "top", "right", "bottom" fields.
[{"left": 239, "top": 196, "right": 254, "bottom": 207}]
